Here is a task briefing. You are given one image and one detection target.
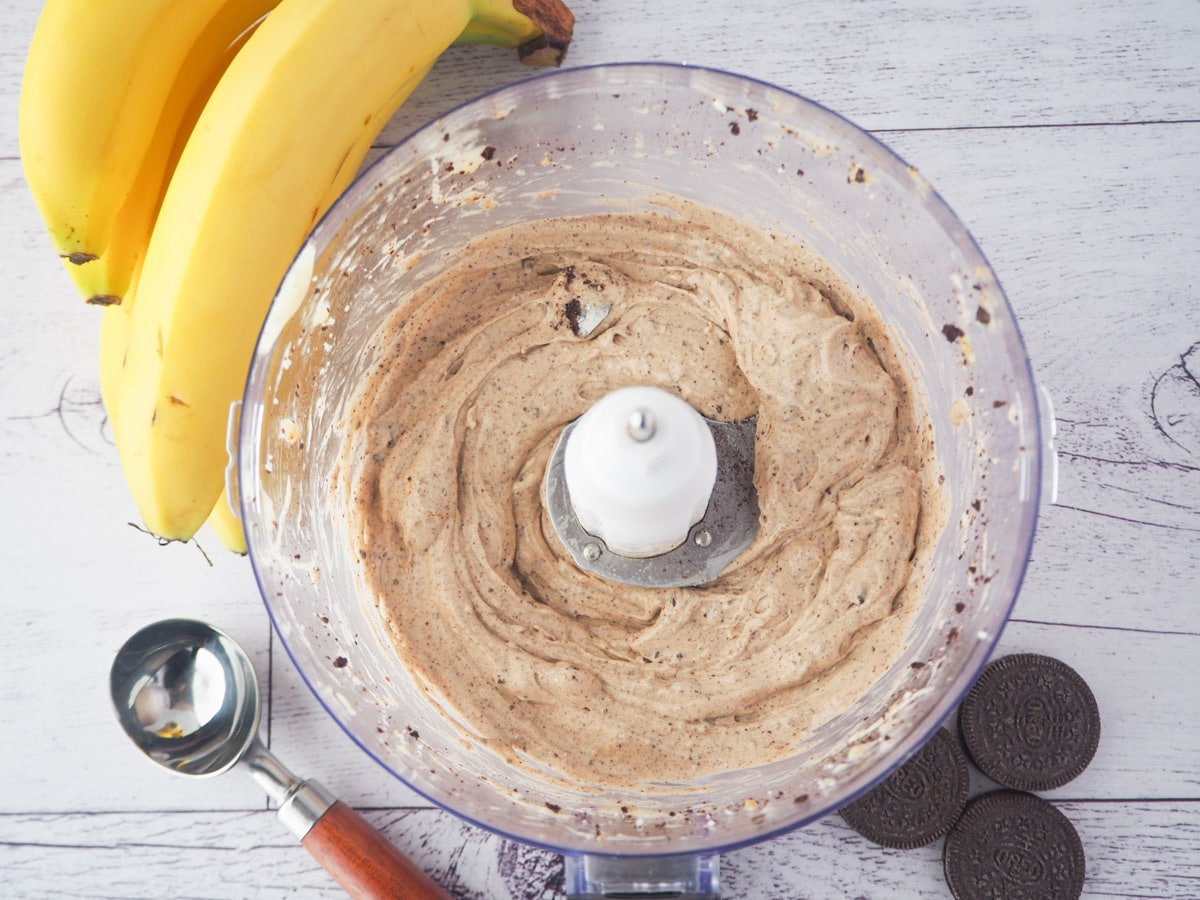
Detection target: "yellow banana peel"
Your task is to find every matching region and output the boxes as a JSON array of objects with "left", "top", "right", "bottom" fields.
[
  {"left": 19, "top": 0, "right": 280, "bottom": 306},
  {"left": 206, "top": 484, "right": 248, "bottom": 554},
  {"left": 113, "top": 0, "right": 571, "bottom": 542}
]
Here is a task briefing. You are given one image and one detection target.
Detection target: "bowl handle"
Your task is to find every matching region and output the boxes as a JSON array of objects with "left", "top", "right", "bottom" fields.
[
  {"left": 1037, "top": 383, "right": 1060, "bottom": 507},
  {"left": 564, "top": 851, "right": 720, "bottom": 898},
  {"left": 225, "top": 400, "right": 242, "bottom": 520}
]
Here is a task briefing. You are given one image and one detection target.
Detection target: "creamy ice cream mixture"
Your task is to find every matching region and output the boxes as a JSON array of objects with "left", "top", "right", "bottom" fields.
[{"left": 340, "top": 200, "right": 941, "bottom": 787}]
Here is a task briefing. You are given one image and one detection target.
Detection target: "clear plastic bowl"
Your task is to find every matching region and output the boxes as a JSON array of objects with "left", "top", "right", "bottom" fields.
[{"left": 239, "top": 63, "right": 1041, "bottom": 887}]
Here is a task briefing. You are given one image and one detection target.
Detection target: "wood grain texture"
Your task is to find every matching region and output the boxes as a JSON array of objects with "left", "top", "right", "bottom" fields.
[
  {"left": 3, "top": 0, "right": 1200, "bottom": 160},
  {"left": 2, "top": 0, "right": 1199, "bottom": 897},
  {"left": 366, "top": 0, "right": 1200, "bottom": 140},
  {"left": 2, "top": 801, "right": 1197, "bottom": 899},
  {"left": 301, "top": 801, "right": 452, "bottom": 899},
  {"left": 834, "top": 122, "right": 1200, "bottom": 635}
]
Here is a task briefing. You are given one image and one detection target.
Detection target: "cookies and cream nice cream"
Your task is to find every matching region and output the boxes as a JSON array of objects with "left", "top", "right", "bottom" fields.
[{"left": 340, "top": 199, "right": 942, "bottom": 788}]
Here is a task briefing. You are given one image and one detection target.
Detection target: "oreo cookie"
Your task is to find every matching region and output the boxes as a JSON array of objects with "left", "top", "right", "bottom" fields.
[
  {"left": 839, "top": 727, "right": 970, "bottom": 848},
  {"left": 959, "top": 653, "right": 1100, "bottom": 792},
  {"left": 943, "top": 789, "right": 1085, "bottom": 900}
]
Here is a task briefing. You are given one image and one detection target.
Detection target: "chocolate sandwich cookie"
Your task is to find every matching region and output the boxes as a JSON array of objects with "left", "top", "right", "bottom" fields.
[
  {"left": 943, "top": 789, "right": 1085, "bottom": 900},
  {"left": 839, "top": 727, "right": 971, "bottom": 849},
  {"left": 958, "top": 653, "right": 1100, "bottom": 792}
]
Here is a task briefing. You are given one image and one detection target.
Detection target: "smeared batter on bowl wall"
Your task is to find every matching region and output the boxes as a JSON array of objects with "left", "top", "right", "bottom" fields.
[{"left": 341, "top": 199, "right": 941, "bottom": 788}]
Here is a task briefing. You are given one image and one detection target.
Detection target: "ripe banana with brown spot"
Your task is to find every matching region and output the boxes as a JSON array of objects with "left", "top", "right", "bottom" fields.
[
  {"left": 112, "top": 0, "right": 571, "bottom": 542},
  {"left": 24, "top": 0, "right": 278, "bottom": 552},
  {"left": 19, "top": 0, "right": 280, "bottom": 307}
]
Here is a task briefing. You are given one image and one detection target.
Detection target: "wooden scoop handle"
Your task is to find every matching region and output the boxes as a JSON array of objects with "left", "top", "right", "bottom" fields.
[{"left": 301, "top": 800, "right": 451, "bottom": 899}]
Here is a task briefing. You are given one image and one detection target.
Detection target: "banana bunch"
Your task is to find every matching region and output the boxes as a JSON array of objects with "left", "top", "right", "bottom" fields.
[{"left": 20, "top": 0, "right": 573, "bottom": 553}]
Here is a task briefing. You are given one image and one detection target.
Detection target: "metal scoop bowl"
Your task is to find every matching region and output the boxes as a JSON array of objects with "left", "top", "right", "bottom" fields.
[{"left": 110, "top": 618, "right": 448, "bottom": 899}]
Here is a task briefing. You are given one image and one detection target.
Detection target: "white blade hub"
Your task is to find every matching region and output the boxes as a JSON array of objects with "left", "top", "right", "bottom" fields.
[{"left": 563, "top": 386, "right": 718, "bottom": 558}]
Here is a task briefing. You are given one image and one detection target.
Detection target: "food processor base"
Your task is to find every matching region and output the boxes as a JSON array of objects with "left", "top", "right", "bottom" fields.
[{"left": 564, "top": 852, "right": 720, "bottom": 899}]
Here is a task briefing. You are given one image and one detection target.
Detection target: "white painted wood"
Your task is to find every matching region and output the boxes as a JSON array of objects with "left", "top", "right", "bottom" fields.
[
  {"left": 868, "top": 122, "right": 1200, "bottom": 635},
  {"left": 3, "top": 0, "right": 1199, "bottom": 161},
  {"left": 362, "top": 0, "right": 1200, "bottom": 149},
  {"left": 723, "top": 800, "right": 1200, "bottom": 900},
  {"left": 2, "top": 0, "right": 1198, "bottom": 896},
  {"left": 0, "top": 166, "right": 270, "bottom": 811},
  {"left": 1, "top": 801, "right": 1197, "bottom": 898}
]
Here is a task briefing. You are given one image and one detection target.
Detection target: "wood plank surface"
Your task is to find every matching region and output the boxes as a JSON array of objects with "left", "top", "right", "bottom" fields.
[
  {"left": 3, "top": 0, "right": 1200, "bottom": 163},
  {"left": 2, "top": 800, "right": 1198, "bottom": 898}
]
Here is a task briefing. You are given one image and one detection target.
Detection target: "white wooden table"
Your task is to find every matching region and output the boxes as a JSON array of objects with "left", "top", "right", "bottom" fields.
[{"left": 2, "top": 0, "right": 1198, "bottom": 896}]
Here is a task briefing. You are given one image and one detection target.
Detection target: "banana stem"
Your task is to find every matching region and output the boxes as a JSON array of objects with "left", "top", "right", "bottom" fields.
[
  {"left": 516, "top": 0, "right": 574, "bottom": 65},
  {"left": 461, "top": 0, "right": 572, "bottom": 65}
]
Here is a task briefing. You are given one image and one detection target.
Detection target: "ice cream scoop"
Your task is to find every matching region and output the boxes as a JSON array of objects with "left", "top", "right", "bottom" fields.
[{"left": 110, "top": 617, "right": 449, "bottom": 899}]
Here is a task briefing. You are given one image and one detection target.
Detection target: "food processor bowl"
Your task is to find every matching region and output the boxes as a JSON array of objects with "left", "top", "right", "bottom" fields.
[{"left": 239, "top": 63, "right": 1041, "bottom": 893}]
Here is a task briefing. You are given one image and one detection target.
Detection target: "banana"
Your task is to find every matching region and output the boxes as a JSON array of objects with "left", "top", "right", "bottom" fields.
[
  {"left": 114, "top": 0, "right": 572, "bottom": 542},
  {"left": 30, "top": 0, "right": 275, "bottom": 549},
  {"left": 19, "top": 0, "right": 279, "bottom": 306},
  {"left": 97, "top": 57, "right": 425, "bottom": 553},
  {"left": 97, "top": 77, "right": 388, "bottom": 555},
  {"left": 107, "top": 308, "right": 248, "bottom": 554},
  {"left": 207, "top": 485, "right": 249, "bottom": 554},
  {"left": 97, "top": 75, "right": 390, "bottom": 553},
  {"left": 98, "top": 58, "right": 431, "bottom": 553},
  {"left": 99, "top": 304, "right": 132, "bottom": 429},
  {"left": 103, "top": 298, "right": 249, "bottom": 552}
]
